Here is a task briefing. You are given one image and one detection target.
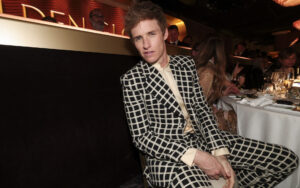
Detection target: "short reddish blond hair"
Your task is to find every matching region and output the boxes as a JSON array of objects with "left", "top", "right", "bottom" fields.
[{"left": 124, "top": 1, "right": 167, "bottom": 38}]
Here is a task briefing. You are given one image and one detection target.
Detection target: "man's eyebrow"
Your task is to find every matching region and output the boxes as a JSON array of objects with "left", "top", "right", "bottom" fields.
[
  {"left": 132, "top": 35, "right": 142, "bottom": 40},
  {"left": 148, "top": 29, "right": 160, "bottom": 33},
  {"left": 132, "top": 28, "right": 159, "bottom": 39},
  {"left": 148, "top": 30, "right": 157, "bottom": 34}
]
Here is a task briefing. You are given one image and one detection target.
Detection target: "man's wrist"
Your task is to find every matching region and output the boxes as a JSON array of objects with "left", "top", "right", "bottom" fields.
[{"left": 181, "top": 148, "right": 197, "bottom": 166}]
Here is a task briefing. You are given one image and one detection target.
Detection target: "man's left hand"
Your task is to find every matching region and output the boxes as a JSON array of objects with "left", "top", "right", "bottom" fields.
[{"left": 215, "top": 155, "right": 235, "bottom": 188}]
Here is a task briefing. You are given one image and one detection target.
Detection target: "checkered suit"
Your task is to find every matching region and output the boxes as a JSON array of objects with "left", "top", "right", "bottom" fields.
[{"left": 121, "top": 56, "right": 298, "bottom": 187}]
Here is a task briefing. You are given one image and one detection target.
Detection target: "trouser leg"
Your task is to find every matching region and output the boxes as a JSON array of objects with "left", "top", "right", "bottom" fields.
[
  {"left": 222, "top": 132, "right": 298, "bottom": 188},
  {"left": 169, "top": 165, "right": 213, "bottom": 188}
]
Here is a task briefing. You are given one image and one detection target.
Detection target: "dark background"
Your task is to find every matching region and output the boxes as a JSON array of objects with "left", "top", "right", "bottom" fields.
[
  {"left": 0, "top": 45, "right": 141, "bottom": 188},
  {"left": 153, "top": 0, "right": 300, "bottom": 45}
]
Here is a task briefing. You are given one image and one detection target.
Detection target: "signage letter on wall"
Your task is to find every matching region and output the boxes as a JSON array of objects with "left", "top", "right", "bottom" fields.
[
  {"left": 21, "top": 4, "right": 45, "bottom": 18},
  {"left": 0, "top": 0, "right": 3, "bottom": 14}
]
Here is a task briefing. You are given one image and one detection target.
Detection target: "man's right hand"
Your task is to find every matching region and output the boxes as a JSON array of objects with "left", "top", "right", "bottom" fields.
[{"left": 193, "top": 150, "right": 234, "bottom": 188}]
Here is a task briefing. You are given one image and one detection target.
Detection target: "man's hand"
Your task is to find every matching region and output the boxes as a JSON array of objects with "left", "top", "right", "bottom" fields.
[
  {"left": 193, "top": 151, "right": 235, "bottom": 188},
  {"left": 216, "top": 155, "right": 235, "bottom": 188}
]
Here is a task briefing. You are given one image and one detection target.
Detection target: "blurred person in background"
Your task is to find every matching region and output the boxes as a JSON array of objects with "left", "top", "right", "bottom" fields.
[
  {"left": 42, "top": 16, "right": 57, "bottom": 23},
  {"left": 191, "top": 42, "right": 200, "bottom": 59},
  {"left": 233, "top": 42, "right": 249, "bottom": 57},
  {"left": 230, "top": 62, "right": 247, "bottom": 89},
  {"left": 166, "top": 25, "right": 185, "bottom": 46},
  {"left": 181, "top": 35, "right": 193, "bottom": 47},
  {"left": 276, "top": 47, "right": 297, "bottom": 74},
  {"left": 89, "top": 8, "right": 106, "bottom": 31},
  {"left": 195, "top": 35, "right": 240, "bottom": 134},
  {"left": 243, "top": 57, "right": 266, "bottom": 90}
]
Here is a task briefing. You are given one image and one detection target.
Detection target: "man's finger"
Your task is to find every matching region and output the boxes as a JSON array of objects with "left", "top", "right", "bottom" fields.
[
  {"left": 223, "top": 163, "right": 232, "bottom": 178},
  {"left": 227, "top": 172, "right": 235, "bottom": 188},
  {"left": 209, "top": 175, "right": 219, "bottom": 180},
  {"left": 220, "top": 167, "right": 229, "bottom": 179},
  {"left": 225, "top": 168, "right": 232, "bottom": 178}
]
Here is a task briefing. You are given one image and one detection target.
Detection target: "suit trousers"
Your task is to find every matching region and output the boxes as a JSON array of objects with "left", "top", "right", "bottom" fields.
[{"left": 164, "top": 131, "right": 298, "bottom": 188}]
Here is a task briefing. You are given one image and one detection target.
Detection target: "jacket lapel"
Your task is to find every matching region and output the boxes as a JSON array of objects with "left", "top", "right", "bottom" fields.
[
  {"left": 141, "top": 60, "right": 183, "bottom": 117},
  {"left": 170, "top": 56, "right": 194, "bottom": 112}
]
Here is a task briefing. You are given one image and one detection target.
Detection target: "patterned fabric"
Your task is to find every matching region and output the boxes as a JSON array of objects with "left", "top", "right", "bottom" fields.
[{"left": 121, "top": 55, "right": 298, "bottom": 187}]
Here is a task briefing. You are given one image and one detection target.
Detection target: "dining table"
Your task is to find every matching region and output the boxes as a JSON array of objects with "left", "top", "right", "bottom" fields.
[{"left": 220, "top": 94, "right": 300, "bottom": 188}]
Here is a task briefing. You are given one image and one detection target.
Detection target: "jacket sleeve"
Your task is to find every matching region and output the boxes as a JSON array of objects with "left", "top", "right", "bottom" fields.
[
  {"left": 120, "top": 74, "right": 190, "bottom": 162},
  {"left": 189, "top": 60, "right": 229, "bottom": 151}
]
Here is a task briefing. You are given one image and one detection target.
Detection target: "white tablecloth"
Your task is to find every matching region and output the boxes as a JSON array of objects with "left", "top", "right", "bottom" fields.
[{"left": 221, "top": 96, "right": 300, "bottom": 188}]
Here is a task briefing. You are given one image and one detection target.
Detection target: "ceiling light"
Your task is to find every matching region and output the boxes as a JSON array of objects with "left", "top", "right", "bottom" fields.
[
  {"left": 293, "top": 19, "right": 300, "bottom": 30},
  {"left": 271, "top": 30, "right": 291, "bottom": 35},
  {"left": 272, "top": 0, "right": 300, "bottom": 7},
  {"left": 289, "top": 37, "right": 299, "bottom": 47}
]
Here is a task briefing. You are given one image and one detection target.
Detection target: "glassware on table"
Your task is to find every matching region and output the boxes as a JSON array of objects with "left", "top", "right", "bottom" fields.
[
  {"left": 284, "top": 80, "right": 293, "bottom": 90},
  {"left": 295, "top": 67, "right": 300, "bottom": 79},
  {"left": 271, "top": 72, "right": 288, "bottom": 98},
  {"left": 287, "top": 71, "right": 295, "bottom": 80},
  {"left": 262, "top": 72, "right": 273, "bottom": 94},
  {"left": 283, "top": 72, "right": 294, "bottom": 89},
  {"left": 262, "top": 83, "right": 274, "bottom": 94},
  {"left": 284, "top": 71, "right": 296, "bottom": 99}
]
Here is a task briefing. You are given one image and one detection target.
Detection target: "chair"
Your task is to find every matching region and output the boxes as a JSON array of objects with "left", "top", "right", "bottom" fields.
[{"left": 139, "top": 152, "right": 150, "bottom": 188}]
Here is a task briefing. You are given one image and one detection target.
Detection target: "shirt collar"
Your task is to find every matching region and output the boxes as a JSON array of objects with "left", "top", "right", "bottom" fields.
[{"left": 153, "top": 56, "right": 171, "bottom": 72}]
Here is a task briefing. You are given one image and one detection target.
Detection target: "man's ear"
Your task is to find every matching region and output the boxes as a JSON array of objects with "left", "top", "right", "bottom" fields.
[{"left": 164, "top": 28, "right": 168, "bottom": 40}]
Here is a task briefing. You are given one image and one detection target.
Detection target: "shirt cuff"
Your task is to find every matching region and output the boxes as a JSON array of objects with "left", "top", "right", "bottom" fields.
[
  {"left": 211, "top": 148, "right": 230, "bottom": 156},
  {"left": 180, "top": 148, "right": 197, "bottom": 166}
]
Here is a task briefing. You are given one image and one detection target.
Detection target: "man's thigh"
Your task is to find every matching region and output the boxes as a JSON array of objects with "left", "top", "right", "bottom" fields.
[
  {"left": 222, "top": 131, "right": 297, "bottom": 186},
  {"left": 169, "top": 165, "right": 212, "bottom": 188},
  {"left": 222, "top": 132, "right": 291, "bottom": 168}
]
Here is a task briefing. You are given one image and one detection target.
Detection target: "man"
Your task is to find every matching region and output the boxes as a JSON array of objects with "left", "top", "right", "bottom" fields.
[
  {"left": 277, "top": 47, "right": 297, "bottom": 73},
  {"left": 166, "top": 25, "right": 185, "bottom": 46},
  {"left": 89, "top": 8, "right": 106, "bottom": 31},
  {"left": 233, "top": 42, "right": 249, "bottom": 57},
  {"left": 121, "top": 1, "right": 298, "bottom": 187}
]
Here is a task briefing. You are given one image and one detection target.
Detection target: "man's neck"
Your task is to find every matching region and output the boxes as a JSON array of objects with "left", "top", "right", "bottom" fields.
[{"left": 158, "top": 55, "right": 170, "bottom": 68}]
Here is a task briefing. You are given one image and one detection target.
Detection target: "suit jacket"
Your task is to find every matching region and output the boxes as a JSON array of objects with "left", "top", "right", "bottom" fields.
[{"left": 121, "top": 55, "right": 228, "bottom": 187}]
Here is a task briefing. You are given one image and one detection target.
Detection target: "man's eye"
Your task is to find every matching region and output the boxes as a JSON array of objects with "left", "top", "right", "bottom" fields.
[
  {"left": 134, "top": 37, "right": 142, "bottom": 42},
  {"left": 149, "top": 32, "right": 156, "bottom": 36}
]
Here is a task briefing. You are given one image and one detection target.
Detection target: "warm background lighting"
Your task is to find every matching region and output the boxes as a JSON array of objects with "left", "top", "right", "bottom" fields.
[
  {"left": 273, "top": 0, "right": 300, "bottom": 7},
  {"left": 293, "top": 19, "right": 300, "bottom": 30}
]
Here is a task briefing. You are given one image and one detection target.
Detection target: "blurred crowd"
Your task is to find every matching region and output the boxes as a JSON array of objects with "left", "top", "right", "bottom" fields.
[{"left": 172, "top": 33, "right": 300, "bottom": 134}]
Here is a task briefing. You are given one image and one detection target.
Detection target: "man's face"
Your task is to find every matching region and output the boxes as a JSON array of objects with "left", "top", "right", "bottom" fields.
[
  {"left": 280, "top": 54, "right": 296, "bottom": 68},
  {"left": 92, "top": 13, "right": 104, "bottom": 25},
  {"left": 131, "top": 19, "right": 168, "bottom": 65},
  {"left": 168, "top": 28, "right": 179, "bottom": 42},
  {"left": 237, "top": 44, "right": 245, "bottom": 53}
]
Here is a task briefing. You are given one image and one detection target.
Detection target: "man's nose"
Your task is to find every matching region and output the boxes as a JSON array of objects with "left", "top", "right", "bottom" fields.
[{"left": 143, "top": 38, "right": 150, "bottom": 49}]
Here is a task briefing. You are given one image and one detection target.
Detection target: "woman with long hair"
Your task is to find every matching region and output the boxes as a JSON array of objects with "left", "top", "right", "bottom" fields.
[{"left": 195, "top": 35, "right": 239, "bottom": 134}]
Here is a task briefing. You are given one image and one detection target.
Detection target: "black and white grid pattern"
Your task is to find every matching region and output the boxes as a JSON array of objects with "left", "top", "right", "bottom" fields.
[{"left": 121, "top": 55, "right": 298, "bottom": 187}]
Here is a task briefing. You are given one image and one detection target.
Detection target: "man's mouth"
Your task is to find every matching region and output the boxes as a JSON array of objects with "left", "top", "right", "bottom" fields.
[{"left": 144, "top": 51, "right": 154, "bottom": 56}]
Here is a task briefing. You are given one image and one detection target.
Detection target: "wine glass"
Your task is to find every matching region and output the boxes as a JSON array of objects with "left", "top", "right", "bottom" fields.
[{"left": 271, "top": 72, "right": 287, "bottom": 98}]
